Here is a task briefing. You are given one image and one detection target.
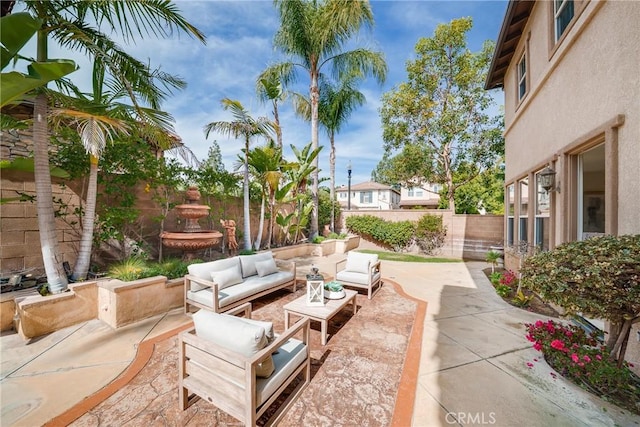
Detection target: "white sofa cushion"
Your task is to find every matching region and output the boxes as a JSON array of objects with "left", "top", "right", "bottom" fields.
[
  {"left": 187, "top": 270, "right": 295, "bottom": 310},
  {"left": 255, "top": 258, "right": 278, "bottom": 277},
  {"left": 240, "top": 317, "right": 275, "bottom": 343},
  {"left": 345, "top": 252, "right": 378, "bottom": 274},
  {"left": 211, "top": 266, "right": 243, "bottom": 290},
  {"left": 193, "top": 309, "right": 267, "bottom": 356},
  {"left": 256, "top": 338, "right": 307, "bottom": 406},
  {"left": 240, "top": 251, "right": 274, "bottom": 278}
]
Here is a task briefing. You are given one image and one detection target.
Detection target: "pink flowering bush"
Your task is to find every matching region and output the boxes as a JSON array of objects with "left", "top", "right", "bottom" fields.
[
  {"left": 526, "top": 319, "right": 640, "bottom": 415},
  {"left": 499, "top": 269, "right": 518, "bottom": 287}
]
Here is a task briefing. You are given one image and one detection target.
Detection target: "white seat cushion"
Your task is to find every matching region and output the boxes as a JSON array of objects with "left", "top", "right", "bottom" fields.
[
  {"left": 336, "top": 270, "right": 381, "bottom": 286},
  {"left": 188, "top": 258, "right": 242, "bottom": 291},
  {"left": 256, "top": 338, "right": 307, "bottom": 407},
  {"left": 187, "top": 270, "right": 294, "bottom": 309}
]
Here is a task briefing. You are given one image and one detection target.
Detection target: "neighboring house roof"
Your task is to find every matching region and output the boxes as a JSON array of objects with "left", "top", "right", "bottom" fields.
[
  {"left": 485, "top": 0, "right": 535, "bottom": 90},
  {"left": 337, "top": 181, "right": 398, "bottom": 192}
]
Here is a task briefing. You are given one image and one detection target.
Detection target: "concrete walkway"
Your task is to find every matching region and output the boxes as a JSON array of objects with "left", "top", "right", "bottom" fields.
[{"left": 1, "top": 256, "right": 638, "bottom": 426}]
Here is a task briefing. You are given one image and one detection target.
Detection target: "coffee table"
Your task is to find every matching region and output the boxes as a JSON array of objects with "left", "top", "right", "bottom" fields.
[{"left": 283, "top": 289, "right": 358, "bottom": 345}]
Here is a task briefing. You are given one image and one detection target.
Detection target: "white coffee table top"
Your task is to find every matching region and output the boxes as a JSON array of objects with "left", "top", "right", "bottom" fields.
[{"left": 283, "top": 289, "right": 357, "bottom": 320}]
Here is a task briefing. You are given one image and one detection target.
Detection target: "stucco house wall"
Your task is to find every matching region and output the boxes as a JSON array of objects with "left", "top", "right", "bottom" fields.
[{"left": 487, "top": 0, "right": 639, "bottom": 374}]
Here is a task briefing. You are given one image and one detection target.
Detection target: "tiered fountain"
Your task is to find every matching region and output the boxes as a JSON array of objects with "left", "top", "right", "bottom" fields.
[{"left": 160, "top": 186, "right": 222, "bottom": 260}]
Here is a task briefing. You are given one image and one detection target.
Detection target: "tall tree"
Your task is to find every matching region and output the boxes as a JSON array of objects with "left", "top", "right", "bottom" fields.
[
  {"left": 204, "top": 99, "right": 276, "bottom": 251},
  {"left": 14, "top": 0, "right": 205, "bottom": 293},
  {"left": 294, "top": 73, "right": 365, "bottom": 232},
  {"left": 380, "top": 17, "right": 503, "bottom": 214},
  {"left": 247, "top": 141, "right": 284, "bottom": 249},
  {"left": 48, "top": 54, "right": 185, "bottom": 280},
  {"left": 267, "top": 0, "right": 387, "bottom": 239}
]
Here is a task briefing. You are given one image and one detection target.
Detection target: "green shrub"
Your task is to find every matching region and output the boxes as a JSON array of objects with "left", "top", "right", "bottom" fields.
[
  {"left": 239, "top": 249, "right": 256, "bottom": 255},
  {"left": 414, "top": 214, "right": 446, "bottom": 255},
  {"left": 108, "top": 257, "right": 148, "bottom": 281},
  {"left": 520, "top": 234, "right": 640, "bottom": 365},
  {"left": 489, "top": 271, "right": 502, "bottom": 285},
  {"left": 145, "top": 258, "right": 192, "bottom": 279},
  {"left": 346, "top": 215, "right": 415, "bottom": 252},
  {"left": 495, "top": 284, "right": 511, "bottom": 297},
  {"left": 312, "top": 235, "right": 326, "bottom": 244}
]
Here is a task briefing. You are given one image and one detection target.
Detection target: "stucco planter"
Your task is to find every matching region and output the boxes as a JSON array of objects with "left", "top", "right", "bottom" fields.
[
  {"left": 335, "top": 235, "right": 360, "bottom": 253},
  {"left": 98, "top": 275, "right": 184, "bottom": 329},
  {"left": 15, "top": 281, "right": 99, "bottom": 339}
]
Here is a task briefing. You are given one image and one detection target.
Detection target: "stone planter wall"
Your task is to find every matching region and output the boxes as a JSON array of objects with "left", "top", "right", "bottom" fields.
[
  {"left": 98, "top": 276, "right": 184, "bottom": 329},
  {"left": 15, "top": 281, "right": 98, "bottom": 339}
]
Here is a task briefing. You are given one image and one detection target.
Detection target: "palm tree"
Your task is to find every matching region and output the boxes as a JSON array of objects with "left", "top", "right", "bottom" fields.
[
  {"left": 283, "top": 142, "right": 322, "bottom": 243},
  {"left": 48, "top": 53, "right": 185, "bottom": 280},
  {"left": 14, "top": 0, "right": 205, "bottom": 293},
  {"left": 267, "top": 0, "right": 387, "bottom": 239},
  {"left": 294, "top": 73, "right": 365, "bottom": 232},
  {"left": 247, "top": 142, "right": 285, "bottom": 249},
  {"left": 256, "top": 69, "right": 287, "bottom": 149},
  {"left": 204, "top": 99, "right": 276, "bottom": 251}
]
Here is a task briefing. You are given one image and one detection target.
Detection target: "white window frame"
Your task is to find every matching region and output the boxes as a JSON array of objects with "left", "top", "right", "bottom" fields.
[
  {"left": 517, "top": 52, "right": 527, "bottom": 100},
  {"left": 554, "top": 0, "right": 574, "bottom": 42}
]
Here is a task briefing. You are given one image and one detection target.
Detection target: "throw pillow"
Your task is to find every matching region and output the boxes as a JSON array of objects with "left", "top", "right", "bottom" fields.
[
  {"left": 239, "top": 251, "right": 274, "bottom": 278},
  {"left": 255, "top": 355, "right": 275, "bottom": 378},
  {"left": 210, "top": 266, "right": 243, "bottom": 290},
  {"left": 255, "top": 258, "right": 279, "bottom": 277}
]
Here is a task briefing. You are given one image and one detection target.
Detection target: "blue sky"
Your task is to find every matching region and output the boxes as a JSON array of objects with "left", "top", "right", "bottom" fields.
[{"left": 22, "top": 0, "right": 509, "bottom": 187}]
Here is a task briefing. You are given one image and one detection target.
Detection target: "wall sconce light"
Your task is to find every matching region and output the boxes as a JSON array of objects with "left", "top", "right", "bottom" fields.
[{"left": 539, "top": 165, "right": 560, "bottom": 193}]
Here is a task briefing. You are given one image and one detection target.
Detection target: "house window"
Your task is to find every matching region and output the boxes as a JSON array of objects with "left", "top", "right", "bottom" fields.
[
  {"left": 578, "top": 144, "right": 605, "bottom": 240},
  {"left": 360, "top": 191, "right": 372, "bottom": 204},
  {"left": 555, "top": 0, "right": 574, "bottom": 41},
  {"left": 432, "top": 184, "right": 441, "bottom": 193},
  {"left": 535, "top": 170, "right": 550, "bottom": 251},
  {"left": 517, "top": 53, "right": 527, "bottom": 100},
  {"left": 339, "top": 192, "right": 346, "bottom": 199},
  {"left": 416, "top": 190, "right": 423, "bottom": 197},
  {"left": 507, "top": 184, "right": 515, "bottom": 246},
  {"left": 519, "top": 178, "right": 529, "bottom": 249},
  {"left": 408, "top": 188, "right": 415, "bottom": 197}
]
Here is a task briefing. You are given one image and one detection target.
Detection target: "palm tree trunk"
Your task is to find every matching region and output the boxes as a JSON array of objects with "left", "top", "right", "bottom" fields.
[
  {"left": 330, "top": 132, "right": 336, "bottom": 232},
  {"left": 273, "top": 101, "right": 282, "bottom": 149},
  {"left": 255, "top": 194, "right": 265, "bottom": 250},
  {"left": 34, "top": 93, "right": 68, "bottom": 293},
  {"left": 309, "top": 72, "right": 320, "bottom": 239},
  {"left": 243, "top": 138, "right": 252, "bottom": 250},
  {"left": 71, "top": 156, "right": 98, "bottom": 281}
]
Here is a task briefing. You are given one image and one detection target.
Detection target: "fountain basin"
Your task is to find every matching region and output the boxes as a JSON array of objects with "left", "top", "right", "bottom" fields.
[
  {"left": 174, "top": 204, "right": 210, "bottom": 220},
  {"left": 160, "top": 231, "right": 222, "bottom": 252}
]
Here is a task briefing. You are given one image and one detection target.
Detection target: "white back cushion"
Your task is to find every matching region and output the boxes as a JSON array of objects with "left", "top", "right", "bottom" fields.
[
  {"left": 188, "top": 257, "right": 241, "bottom": 280},
  {"left": 193, "top": 309, "right": 267, "bottom": 357},
  {"left": 345, "top": 252, "right": 378, "bottom": 274}
]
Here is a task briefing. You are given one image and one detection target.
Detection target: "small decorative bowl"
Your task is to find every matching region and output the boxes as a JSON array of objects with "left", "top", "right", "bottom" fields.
[{"left": 325, "top": 289, "right": 346, "bottom": 299}]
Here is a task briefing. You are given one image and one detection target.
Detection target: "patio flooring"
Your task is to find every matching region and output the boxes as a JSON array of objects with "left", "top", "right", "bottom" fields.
[{"left": 1, "top": 256, "right": 639, "bottom": 426}]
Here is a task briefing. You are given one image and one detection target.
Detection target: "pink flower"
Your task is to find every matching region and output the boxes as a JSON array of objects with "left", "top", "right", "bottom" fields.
[
  {"left": 583, "top": 355, "right": 591, "bottom": 363},
  {"left": 551, "top": 340, "right": 565, "bottom": 350},
  {"left": 595, "top": 354, "right": 602, "bottom": 361},
  {"left": 526, "top": 334, "right": 535, "bottom": 342},
  {"left": 526, "top": 362, "right": 534, "bottom": 368},
  {"left": 533, "top": 342, "right": 542, "bottom": 351},
  {"left": 571, "top": 353, "right": 580, "bottom": 363},
  {"left": 565, "top": 330, "right": 573, "bottom": 338},
  {"left": 535, "top": 320, "right": 544, "bottom": 328}
]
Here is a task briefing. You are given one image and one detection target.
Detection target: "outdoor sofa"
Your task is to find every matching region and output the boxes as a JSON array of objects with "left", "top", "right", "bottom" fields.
[
  {"left": 184, "top": 251, "right": 297, "bottom": 314},
  {"left": 334, "top": 251, "right": 382, "bottom": 299}
]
